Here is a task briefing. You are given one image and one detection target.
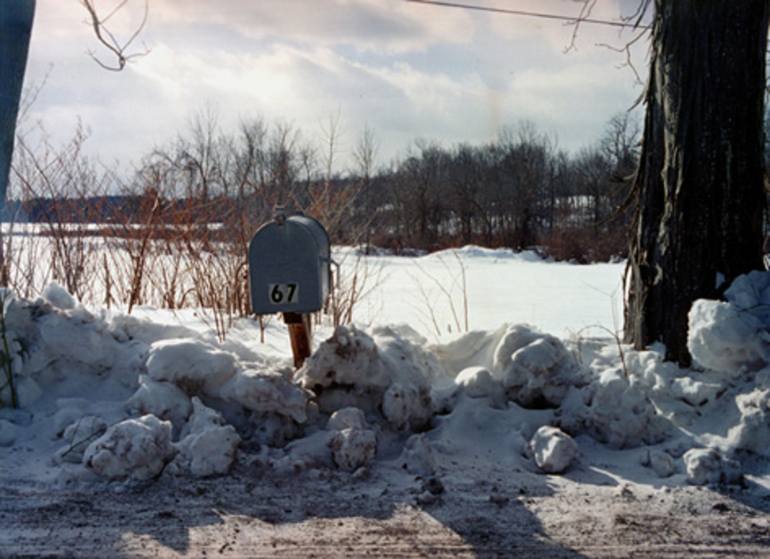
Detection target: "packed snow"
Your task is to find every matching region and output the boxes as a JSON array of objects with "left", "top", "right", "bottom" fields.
[{"left": 2, "top": 248, "right": 770, "bottom": 505}]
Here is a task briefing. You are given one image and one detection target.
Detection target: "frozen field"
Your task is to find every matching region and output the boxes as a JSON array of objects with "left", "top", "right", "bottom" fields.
[
  {"left": 345, "top": 246, "right": 625, "bottom": 340},
  {"left": 1, "top": 247, "right": 770, "bottom": 557}
]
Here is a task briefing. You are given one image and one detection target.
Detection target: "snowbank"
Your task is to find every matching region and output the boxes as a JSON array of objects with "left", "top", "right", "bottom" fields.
[{"left": 435, "top": 324, "right": 589, "bottom": 408}]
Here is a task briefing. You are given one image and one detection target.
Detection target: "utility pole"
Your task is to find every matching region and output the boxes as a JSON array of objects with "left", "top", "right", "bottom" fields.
[{"left": 0, "top": 0, "right": 36, "bottom": 209}]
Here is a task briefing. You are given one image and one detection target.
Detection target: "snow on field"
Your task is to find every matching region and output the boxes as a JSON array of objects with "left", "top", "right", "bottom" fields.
[
  {"left": 1, "top": 246, "right": 770, "bottom": 519},
  {"left": 343, "top": 246, "right": 625, "bottom": 341}
]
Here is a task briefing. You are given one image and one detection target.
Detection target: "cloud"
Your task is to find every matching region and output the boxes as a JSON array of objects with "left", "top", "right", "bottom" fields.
[{"left": 22, "top": 0, "right": 646, "bottom": 173}]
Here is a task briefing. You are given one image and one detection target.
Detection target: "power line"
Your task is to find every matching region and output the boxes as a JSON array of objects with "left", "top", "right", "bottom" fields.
[{"left": 405, "top": 0, "right": 651, "bottom": 30}]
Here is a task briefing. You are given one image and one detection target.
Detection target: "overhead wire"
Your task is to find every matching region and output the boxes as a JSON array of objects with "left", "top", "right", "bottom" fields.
[{"left": 404, "top": 0, "right": 651, "bottom": 30}]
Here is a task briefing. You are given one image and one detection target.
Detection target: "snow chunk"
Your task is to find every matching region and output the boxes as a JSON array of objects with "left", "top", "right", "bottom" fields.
[
  {"left": 495, "top": 325, "right": 587, "bottom": 407},
  {"left": 683, "top": 448, "right": 742, "bottom": 486},
  {"left": 455, "top": 367, "right": 503, "bottom": 401},
  {"left": 670, "top": 377, "right": 723, "bottom": 407},
  {"left": 382, "top": 382, "right": 432, "bottom": 431},
  {"left": 399, "top": 433, "right": 437, "bottom": 476},
  {"left": 146, "top": 338, "right": 237, "bottom": 395},
  {"left": 56, "top": 416, "right": 108, "bottom": 464},
  {"left": 219, "top": 369, "right": 309, "bottom": 423},
  {"left": 126, "top": 376, "right": 192, "bottom": 428},
  {"left": 42, "top": 282, "right": 77, "bottom": 311},
  {"left": 561, "top": 368, "right": 669, "bottom": 449},
  {"left": 530, "top": 426, "right": 577, "bottom": 474},
  {"left": 726, "top": 388, "right": 770, "bottom": 456},
  {"left": 167, "top": 398, "right": 240, "bottom": 477},
  {"left": 641, "top": 449, "right": 676, "bottom": 478},
  {"left": 688, "top": 300, "right": 768, "bottom": 376},
  {"left": 327, "top": 407, "right": 368, "bottom": 431},
  {"left": 84, "top": 415, "right": 174, "bottom": 480},
  {"left": 297, "top": 325, "right": 440, "bottom": 430},
  {"left": 329, "top": 428, "right": 376, "bottom": 471}
]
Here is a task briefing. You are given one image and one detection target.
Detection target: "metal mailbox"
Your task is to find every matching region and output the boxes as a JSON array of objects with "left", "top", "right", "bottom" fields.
[{"left": 248, "top": 212, "right": 331, "bottom": 315}]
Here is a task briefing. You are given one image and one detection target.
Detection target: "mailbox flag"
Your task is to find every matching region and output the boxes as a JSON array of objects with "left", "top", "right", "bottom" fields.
[{"left": 0, "top": 0, "right": 36, "bottom": 209}]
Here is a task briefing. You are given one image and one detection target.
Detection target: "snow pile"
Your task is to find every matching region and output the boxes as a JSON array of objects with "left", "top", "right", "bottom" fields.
[
  {"left": 688, "top": 271, "right": 770, "bottom": 375},
  {"left": 84, "top": 415, "right": 175, "bottom": 481},
  {"left": 326, "top": 407, "right": 377, "bottom": 472},
  {"left": 529, "top": 425, "right": 577, "bottom": 474},
  {"left": 436, "top": 324, "right": 589, "bottom": 408},
  {"left": 166, "top": 398, "right": 240, "bottom": 477},
  {"left": 560, "top": 367, "right": 669, "bottom": 449},
  {"left": 296, "top": 325, "right": 443, "bottom": 431}
]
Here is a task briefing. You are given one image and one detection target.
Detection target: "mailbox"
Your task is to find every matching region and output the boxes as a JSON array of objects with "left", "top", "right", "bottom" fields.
[{"left": 248, "top": 212, "right": 331, "bottom": 315}]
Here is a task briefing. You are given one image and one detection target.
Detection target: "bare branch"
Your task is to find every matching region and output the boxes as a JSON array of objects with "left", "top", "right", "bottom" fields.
[{"left": 80, "top": 0, "right": 150, "bottom": 72}]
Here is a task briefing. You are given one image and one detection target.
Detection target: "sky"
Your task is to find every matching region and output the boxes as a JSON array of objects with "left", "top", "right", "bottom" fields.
[{"left": 24, "top": 0, "right": 649, "bottom": 173}]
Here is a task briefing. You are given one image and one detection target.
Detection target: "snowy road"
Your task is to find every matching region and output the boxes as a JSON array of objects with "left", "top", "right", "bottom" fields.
[{"left": 3, "top": 469, "right": 769, "bottom": 558}]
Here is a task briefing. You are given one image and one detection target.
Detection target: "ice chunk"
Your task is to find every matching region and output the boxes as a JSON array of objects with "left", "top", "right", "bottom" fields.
[
  {"left": 327, "top": 407, "right": 368, "bottom": 431},
  {"left": 329, "top": 428, "right": 376, "bottom": 471},
  {"left": 683, "top": 448, "right": 742, "bottom": 486},
  {"left": 530, "top": 425, "right": 577, "bottom": 474},
  {"left": 168, "top": 398, "right": 240, "bottom": 477},
  {"left": 146, "top": 338, "right": 237, "bottom": 394},
  {"left": 126, "top": 376, "right": 192, "bottom": 428},
  {"left": 84, "top": 415, "right": 174, "bottom": 480}
]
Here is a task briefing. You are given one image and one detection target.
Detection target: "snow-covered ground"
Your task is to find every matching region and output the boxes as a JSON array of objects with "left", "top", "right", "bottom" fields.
[{"left": 2, "top": 247, "right": 770, "bottom": 557}]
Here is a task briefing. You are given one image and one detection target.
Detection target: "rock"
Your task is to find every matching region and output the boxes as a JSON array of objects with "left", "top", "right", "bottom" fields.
[{"left": 530, "top": 425, "right": 577, "bottom": 474}]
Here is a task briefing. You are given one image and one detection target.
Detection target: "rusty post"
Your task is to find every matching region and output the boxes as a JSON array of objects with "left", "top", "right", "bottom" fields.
[{"left": 283, "top": 312, "right": 312, "bottom": 368}]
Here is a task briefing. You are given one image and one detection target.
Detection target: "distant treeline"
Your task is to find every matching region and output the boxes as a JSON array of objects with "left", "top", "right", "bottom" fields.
[{"left": 8, "top": 112, "right": 641, "bottom": 262}]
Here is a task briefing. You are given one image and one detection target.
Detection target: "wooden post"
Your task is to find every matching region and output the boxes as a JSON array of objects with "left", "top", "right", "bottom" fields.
[{"left": 283, "top": 312, "right": 312, "bottom": 369}]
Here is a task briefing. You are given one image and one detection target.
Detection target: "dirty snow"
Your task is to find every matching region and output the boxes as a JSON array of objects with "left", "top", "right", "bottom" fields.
[{"left": 2, "top": 250, "right": 770, "bottom": 556}]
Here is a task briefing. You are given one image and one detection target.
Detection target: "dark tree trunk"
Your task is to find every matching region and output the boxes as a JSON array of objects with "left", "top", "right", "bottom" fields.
[
  {"left": 624, "top": 0, "right": 769, "bottom": 366},
  {"left": 0, "top": 0, "right": 35, "bottom": 206}
]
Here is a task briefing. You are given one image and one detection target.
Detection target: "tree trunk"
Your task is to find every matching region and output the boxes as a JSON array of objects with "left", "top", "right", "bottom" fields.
[
  {"left": 624, "top": 0, "right": 769, "bottom": 366},
  {"left": 0, "top": 0, "right": 35, "bottom": 207}
]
